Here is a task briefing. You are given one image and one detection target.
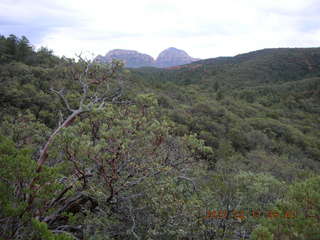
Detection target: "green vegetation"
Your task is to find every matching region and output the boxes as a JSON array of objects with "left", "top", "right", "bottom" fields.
[{"left": 0, "top": 35, "right": 319, "bottom": 239}]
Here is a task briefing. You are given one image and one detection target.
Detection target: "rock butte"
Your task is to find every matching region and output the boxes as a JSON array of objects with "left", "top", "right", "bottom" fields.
[{"left": 94, "top": 47, "right": 200, "bottom": 68}]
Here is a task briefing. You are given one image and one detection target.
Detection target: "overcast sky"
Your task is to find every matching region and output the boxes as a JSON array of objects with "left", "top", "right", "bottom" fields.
[{"left": 1, "top": 0, "right": 320, "bottom": 59}]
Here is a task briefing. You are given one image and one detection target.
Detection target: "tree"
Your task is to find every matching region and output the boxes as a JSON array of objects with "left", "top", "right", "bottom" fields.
[
  {"left": 17, "top": 36, "right": 33, "bottom": 62},
  {"left": 0, "top": 57, "right": 124, "bottom": 239}
]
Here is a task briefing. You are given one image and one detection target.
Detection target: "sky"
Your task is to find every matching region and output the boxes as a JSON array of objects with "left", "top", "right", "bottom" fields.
[{"left": 1, "top": 0, "right": 320, "bottom": 59}]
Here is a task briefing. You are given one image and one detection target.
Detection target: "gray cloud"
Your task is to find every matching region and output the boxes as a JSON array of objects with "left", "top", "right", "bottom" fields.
[{"left": 0, "top": 0, "right": 83, "bottom": 43}]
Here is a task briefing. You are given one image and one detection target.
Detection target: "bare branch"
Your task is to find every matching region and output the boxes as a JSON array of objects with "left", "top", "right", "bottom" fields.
[
  {"left": 51, "top": 230, "right": 80, "bottom": 240},
  {"left": 128, "top": 200, "right": 140, "bottom": 240},
  {"left": 178, "top": 176, "right": 197, "bottom": 192},
  {"left": 36, "top": 109, "right": 84, "bottom": 172},
  {"left": 77, "top": 54, "right": 92, "bottom": 108},
  {"left": 50, "top": 88, "right": 74, "bottom": 112},
  {"left": 48, "top": 185, "right": 73, "bottom": 209},
  {"left": 0, "top": 176, "right": 11, "bottom": 185}
]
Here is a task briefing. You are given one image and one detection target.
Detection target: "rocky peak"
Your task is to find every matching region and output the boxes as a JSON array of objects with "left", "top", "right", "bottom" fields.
[
  {"left": 95, "top": 49, "right": 155, "bottom": 68},
  {"left": 156, "top": 47, "right": 199, "bottom": 68},
  {"left": 94, "top": 47, "right": 199, "bottom": 68}
]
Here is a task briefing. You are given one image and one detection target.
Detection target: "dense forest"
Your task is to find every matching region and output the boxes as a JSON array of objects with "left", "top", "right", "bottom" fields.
[{"left": 0, "top": 35, "right": 319, "bottom": 240}]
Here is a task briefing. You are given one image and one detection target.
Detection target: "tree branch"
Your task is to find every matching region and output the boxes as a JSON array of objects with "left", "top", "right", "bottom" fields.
[
  {"left": 178, "top": 176, "right": 197, "bottom": 192},
  {"left": 50, "top": 88, "right": 75, "bottom": 113}
]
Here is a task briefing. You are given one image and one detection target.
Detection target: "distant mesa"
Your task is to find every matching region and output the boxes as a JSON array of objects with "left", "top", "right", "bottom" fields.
[{"left": 94, "top": 47, "right": 200, "bottom": 68}]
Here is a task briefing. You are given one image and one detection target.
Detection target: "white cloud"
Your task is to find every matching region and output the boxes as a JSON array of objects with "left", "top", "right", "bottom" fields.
[{"left": 1, "top": 0, "right": 319, "bottom": 59}]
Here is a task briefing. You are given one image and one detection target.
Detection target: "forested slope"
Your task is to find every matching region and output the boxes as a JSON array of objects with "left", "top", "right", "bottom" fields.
[{"left": 0, "top": 35, "right": 319, "bottom": 240}]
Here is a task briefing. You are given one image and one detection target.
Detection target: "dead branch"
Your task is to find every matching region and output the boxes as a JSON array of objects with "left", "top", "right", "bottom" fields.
[
  {"left": 43, "top": 193, "right": 98, "bottom": 225},
  {"left": 50, "top": 88, "right": 74, "bottom": 113},
  {"left": 128, "top": 200, "right": 140, "bottom": 240},
  {"left": 178, "top": 176, "right": 197, "bottom": 192},
  {"left": 36, "top": 109, "right": 84, "bottom": 173},
  {"left": 51, "top": 230, "right": 80, "bottom": 240}
]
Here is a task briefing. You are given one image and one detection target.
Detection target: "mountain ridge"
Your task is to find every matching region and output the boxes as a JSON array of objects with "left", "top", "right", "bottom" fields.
[{"left": 133, "top": 47, "right": 320, "bottom": 92}]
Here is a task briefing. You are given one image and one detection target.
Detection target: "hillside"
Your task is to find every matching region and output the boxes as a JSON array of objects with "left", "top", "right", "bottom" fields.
[
  {"left": 1, "top": 35, "right": 320, "bottom": 240},
  {"left": 134, "top": 47, "right": 320, "bottom": 87}
]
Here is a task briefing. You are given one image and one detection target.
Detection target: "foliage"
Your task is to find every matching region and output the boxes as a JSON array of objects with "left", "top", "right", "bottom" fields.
[
  {"left": 1, "top": 35, "right": 320, "bottom": 239},
  {"left": 252, "top": 176, "right": 320, "bottom": 240}
]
